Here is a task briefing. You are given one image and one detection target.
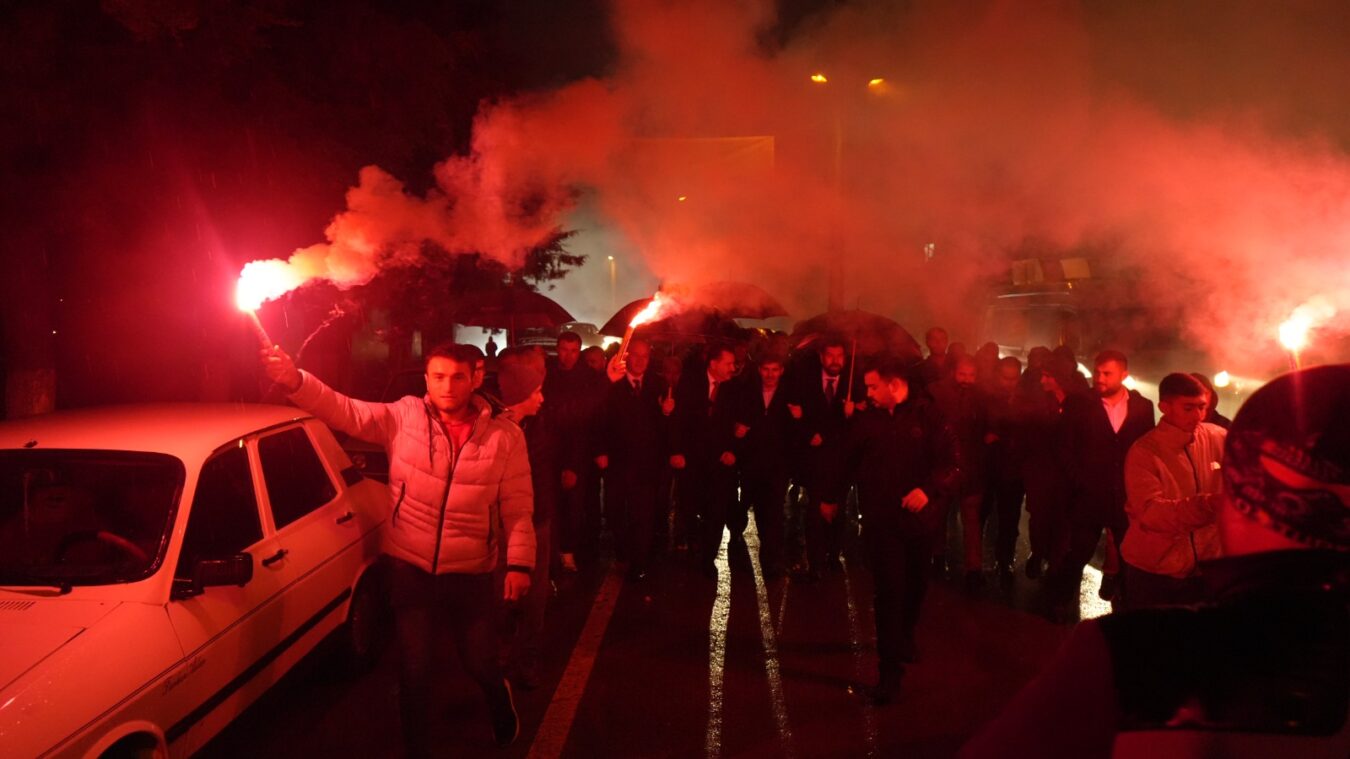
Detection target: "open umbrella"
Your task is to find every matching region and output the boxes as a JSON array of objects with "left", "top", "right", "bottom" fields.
[
  {"left": 452, "top": 287, "right": 574, "bottom": 342},
  {"left": 681, "top": 281, "right": 788, "bottom": 320},
  {"left": 789, "top": 309, "right": 922, "bottom": 362},
  {"left": 452, "top": 287, "right": 574, "bottom": 330},
  {"left": 600, "top": 297, "right": 744, "bottom": 341}
]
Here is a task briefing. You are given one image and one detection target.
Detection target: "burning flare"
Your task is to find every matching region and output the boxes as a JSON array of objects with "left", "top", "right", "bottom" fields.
[
  {"left": 1278, "top": 296, "right": 1336, "bottom": 353},
  {"left": 236, "top": 259, "right": 306, "bottom": 349},
  {"left": 616, "top": 292, "right": 673, "bottom": 363}
]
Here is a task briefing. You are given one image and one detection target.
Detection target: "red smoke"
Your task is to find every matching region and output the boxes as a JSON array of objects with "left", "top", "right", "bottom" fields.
[{"left": 288, "top": 0, "right": 1350, "bottom": 369}]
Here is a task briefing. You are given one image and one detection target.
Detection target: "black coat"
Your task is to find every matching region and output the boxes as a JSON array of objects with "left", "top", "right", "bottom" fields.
[
  {"left": 786, "top": 361, "right": 860, "bottom": 492},
  {"left": 669, "top": 369, "right": 741, "bottom": 469},
  {"left": 1060, "top": 389, "right": 1155, "bottom": 525},
  {"left": 733, "top": 378, "right": 798, "bottom": 479},
  {"left": 830, "top": 397, "right": 962, "bottom": 515},
  {"left": 929, "top": 378, "right": 990, "bottom": 491},
  {"left": 541, "top": 361, "right": 608, "bottom": 472},
  {"left": 595, "top": 372, "right": 669, "bottom": 476}
]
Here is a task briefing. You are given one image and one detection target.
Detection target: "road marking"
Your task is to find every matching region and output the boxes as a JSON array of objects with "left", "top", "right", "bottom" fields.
[
  {"left": 527, "top": 568, "right": 624, "bottom": 759},
  {"left": 746, "top": 516, "right": 796, "bottom": 758},
  {"left": 704, "top": 528, "right": 733, "bottom": 758},
  {"left": 841, "top": 557, "right": 881, "bottom": 758}
]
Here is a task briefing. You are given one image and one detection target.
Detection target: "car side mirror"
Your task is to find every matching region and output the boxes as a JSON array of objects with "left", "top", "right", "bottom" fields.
[{"left": 171, "top": 554, "right": 254, "bottom": 599}]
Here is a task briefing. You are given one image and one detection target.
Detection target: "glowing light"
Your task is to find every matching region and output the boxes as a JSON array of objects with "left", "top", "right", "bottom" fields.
[
  {"left": 607, "top": 255, "right": 614, "bottom": 261},
  {"left": 236, "top": 259, "right": 305, "bottom": 312},
  {"left": 1123, "top": 376, "right": 1139, "bottom": 392},
  {"left": 677, "top": 195, "right": 688, "bottom": 202},
  {"left": 1278, "top": 295, "right": 1336, "bottom": 352},
  {"left": 810, "top": 73, "right": 828, "bottom": 84},
  {"left": 867, "top": 78, "right": 885, "bottom": 87},
  {"left": 1213, "top": 371, "right": 1231, "bottom": 389},
  {"left": 628, "top": 292, "right": 669, "bottom": 328}
]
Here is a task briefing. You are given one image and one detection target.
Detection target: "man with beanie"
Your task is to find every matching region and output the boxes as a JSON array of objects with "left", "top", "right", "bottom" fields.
[
  {"left": 261, "top": 342, "right": 534, "bottom": 752},
  {"left": 962, "top": 364, "right": 1350, "bottom": 758},
  {"left": 495, "top": 346, "right": 554, "bottom": 689}
]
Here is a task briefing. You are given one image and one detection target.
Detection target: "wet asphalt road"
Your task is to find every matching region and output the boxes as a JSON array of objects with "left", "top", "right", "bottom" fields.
[{"left": 201, "top": 507, "right": 1105, "bottom": 758}]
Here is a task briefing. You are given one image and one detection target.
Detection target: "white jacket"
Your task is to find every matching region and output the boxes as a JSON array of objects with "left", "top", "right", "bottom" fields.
[{"left": 290, "top": 371, "right": 534, "bottom": 574}]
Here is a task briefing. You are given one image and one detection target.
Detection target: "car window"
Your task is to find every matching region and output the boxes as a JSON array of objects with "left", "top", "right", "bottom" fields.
[
  {"left": 177, "top": 446, "right": 261, "bottom": 577},
  {"left": 0, "top": 450, "right": 184, "bottom": 587},
  {"left": 258, "top": 427, "right": 337, "bottom": 529}
]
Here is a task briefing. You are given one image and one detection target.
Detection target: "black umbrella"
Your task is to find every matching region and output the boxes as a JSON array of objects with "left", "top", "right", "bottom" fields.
[
  {"left": 789, "top": 309, "right": 922, "bottom": 362},
  {"left": 600, "top": 297, "right": 744, "bottom": 341},
  {"left": 452, "top": 287, "right": 574, "bottom": 341}
]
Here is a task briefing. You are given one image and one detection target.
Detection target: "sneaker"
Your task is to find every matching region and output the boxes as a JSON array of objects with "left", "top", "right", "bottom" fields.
[
  {"left": 560, "top": 553, "right": 578, "bottom": 572},
  {"left": 489, "top": 679, "right": 520, "bottom": 747},
  {"left": 1098, "top": 572, "right": 1120, "bottom": 601}
]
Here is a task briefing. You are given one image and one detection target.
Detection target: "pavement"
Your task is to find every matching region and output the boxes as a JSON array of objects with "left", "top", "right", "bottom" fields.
[{"left": 201, "top": 506, "right": 1110, "bottom": 758}]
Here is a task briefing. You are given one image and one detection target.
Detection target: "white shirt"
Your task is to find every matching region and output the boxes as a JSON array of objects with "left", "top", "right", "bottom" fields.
[
  {"left": 762, "top": 386, "right": 777, "bottom": 410},
  {"left": 1103, "top": 391, "right": 1128, "bottom": 433},
  {"left": 708, "top": 371, "right": 720, "bottom": 402}
]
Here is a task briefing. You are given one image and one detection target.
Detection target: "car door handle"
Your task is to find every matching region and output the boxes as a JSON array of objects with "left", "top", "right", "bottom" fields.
[
  {"left": 261, "top": 549, "right": 289, "bottom": 567},
  {"left": 336, "top": 511, "right": 354, "bottom": 525}
]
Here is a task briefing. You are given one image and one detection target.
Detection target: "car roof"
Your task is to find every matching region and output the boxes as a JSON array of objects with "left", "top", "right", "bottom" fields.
[{"left": 0, "top": 403, "right": 313, "bottom": 463}]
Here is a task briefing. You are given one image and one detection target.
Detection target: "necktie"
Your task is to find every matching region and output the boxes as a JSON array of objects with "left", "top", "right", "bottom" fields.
[{"left": 825, "top": 377, "right": 837, "bottom": 404}]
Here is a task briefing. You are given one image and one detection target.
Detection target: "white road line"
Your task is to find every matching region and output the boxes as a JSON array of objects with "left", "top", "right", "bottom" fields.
[
  {"left": 840, "top": 556, "right": 881, "bottom": 758},
  {"left": 526, "top": 568, "right": 624, "bottom": 759},
  {"left": 704, "top": 528, "right": 733, "bottom": 758},
  {"left": 745, "top": 515, "right": 796, "bottom": 758}
]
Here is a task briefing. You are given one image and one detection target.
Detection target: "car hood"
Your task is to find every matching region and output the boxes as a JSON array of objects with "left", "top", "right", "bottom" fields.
[{"left": 0, "top": 599, "right": 119, "bottom": 692}]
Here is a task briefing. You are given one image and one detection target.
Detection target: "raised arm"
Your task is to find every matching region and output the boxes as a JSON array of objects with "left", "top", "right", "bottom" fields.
[{"left": 262, "top": 346, "right": 400, "bottom": 445}]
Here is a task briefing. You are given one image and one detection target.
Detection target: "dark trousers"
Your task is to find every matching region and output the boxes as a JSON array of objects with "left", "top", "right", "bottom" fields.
[
  {"left": 558, "top": 465, "right": 602, "bottom": 559},
  {"left": 986, "top": 477, "right": 1025, "bottom": 567},
  {"left": 804, "top": 491, "right": 843, "bottom": 572},
  {"left": 863, "top": 509, "right": 934, "bottom": 678},
  {"left": 740, "top": 467, "right": 789, "bottom": 573},
  {"left": 610, "top": 464, "right": 660, "bottom": 571},
  {"left": 511, "top": 517, "right": 551, "bottom": 671},
  {"left": 390, "top": 559, "right": 507, "bottom": 758},
  {"left": 958, "top": 491, "right": 987, "bottom": 571},
  {"left": 1050, "top": 512, "right": 1127, "bottom": 604},
  {"left": 1023, "top": 466, "right": 1067, "bottom": 562},
  {"left": 686, "top": 460, "right": 737, "bottom": 569}
]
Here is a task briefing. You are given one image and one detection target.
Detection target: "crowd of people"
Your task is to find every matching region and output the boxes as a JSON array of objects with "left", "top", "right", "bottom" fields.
[{"left": 260, "top": 327, "right": 1348, "bottom": 755}]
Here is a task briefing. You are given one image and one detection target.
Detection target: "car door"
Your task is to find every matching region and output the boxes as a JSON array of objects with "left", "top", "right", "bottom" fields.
[
  {"left": 254, "top": 423, "right": 366, "bottom": 649},
  {"left": 163, "top": 441, "right": 291, "bottom": 756}
]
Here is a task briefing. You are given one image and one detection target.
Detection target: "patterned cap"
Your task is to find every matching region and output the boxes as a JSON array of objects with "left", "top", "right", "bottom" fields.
[{"left": 1224, "top": 364, "right": 1350, "bottom": 551}]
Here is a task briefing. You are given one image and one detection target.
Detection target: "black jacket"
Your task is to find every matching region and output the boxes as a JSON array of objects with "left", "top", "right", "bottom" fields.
[
  {"left": 669, "top": 369, "right": 741, "bottom": 468},
  {"left": 541, "top": 361, "right": 607, "bottom": 472},
  {"left": 733, "top": 377, "right": 798, "bottom": 479},
  {"left": 830, "top": 397, "right": 962, "bottom": 515},
  {"left": 1061, "top": 389, "right": 1155, "bottom": 524},
  {"left": 595, "top": 372, "right": 669, "bottom": 476},
  {"left": 787, "top": 361, "right": 860, "bottom": 491}
]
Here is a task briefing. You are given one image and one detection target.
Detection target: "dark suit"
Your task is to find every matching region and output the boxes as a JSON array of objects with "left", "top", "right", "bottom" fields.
[
  {"left": 596, "top": 372, "right": 669, "bottom": 573},
  {"left": 1052, "top": 388, "right": 1155, "bottom": 603},
  {"left": 835, "top": 398, "right": 961, "bottom": 685},
  {"left": 669, "top": 369, "right": 742, "bottom": 571},
  {"left": 731, "top": 375, "right": 798, "bottom": 574},
  {"left": 789, "top": 361, "right": 859, "bottom": 573}
]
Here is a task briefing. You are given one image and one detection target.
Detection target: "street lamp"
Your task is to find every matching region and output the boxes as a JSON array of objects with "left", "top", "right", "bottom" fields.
[{"left": 810, "top": 72, "right": 886, "bottom": 310}]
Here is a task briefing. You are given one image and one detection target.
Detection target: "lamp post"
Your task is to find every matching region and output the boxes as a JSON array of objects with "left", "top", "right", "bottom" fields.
[
  {"left": 607, "top": 255, "right": 617, "bottom": 311},
  {"left": 811, "top": 73, "right": 886, "bottom": 311}
]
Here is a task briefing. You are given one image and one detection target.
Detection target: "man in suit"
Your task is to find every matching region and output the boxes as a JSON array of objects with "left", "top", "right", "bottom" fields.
[
  {"left": 790, "top": 336, "right": 857, "bottom": 581},
  {"left": 732, "top": 351, "right": 798, "bottom": 578},
  {"left": 594, "top": 338, "right": 671, "bottom": 581},
  {"left": 669, "top": 341, "right": 742, "bottom": 578},
  {"left": 1049, "top": 349, "right": 1155, "bottom": 619}
]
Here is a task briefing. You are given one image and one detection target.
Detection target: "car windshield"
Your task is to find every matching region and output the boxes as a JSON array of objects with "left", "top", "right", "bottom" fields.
[{"left": 0, "top": 450, "right": 184, "bottom": 587}]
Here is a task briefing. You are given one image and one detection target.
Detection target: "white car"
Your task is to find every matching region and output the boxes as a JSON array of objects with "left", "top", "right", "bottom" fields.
[{"left": 0, "top": 404, "right": 389, "bottom": 758}]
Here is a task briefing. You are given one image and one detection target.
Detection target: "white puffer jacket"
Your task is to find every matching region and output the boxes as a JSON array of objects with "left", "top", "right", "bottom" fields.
[{"left": 290, "top": 371, "right": 535, "bottom": 575}]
